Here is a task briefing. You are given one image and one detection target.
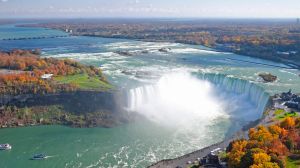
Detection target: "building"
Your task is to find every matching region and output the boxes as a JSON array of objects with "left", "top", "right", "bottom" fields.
[
  {"left": 41, "top": 74, "right": 53, "bottom": 80},
  {"left": 280, "top": 90, "right": 300, "bottom": 110}
]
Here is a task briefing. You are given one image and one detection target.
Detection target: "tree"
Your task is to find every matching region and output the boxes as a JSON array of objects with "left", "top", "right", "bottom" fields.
[
  {"left": 240, "top": 148, "right": 265, "bottom": 168},
  {"left": 268, "top": 125, "right": 283, "bottom": 136},
  {"left": 250, "top": 162, "right": 280, "bottom": 168},
  {"left": 281, "top": 117, "right": 295, "bottom": 129},
  {"left": 228, "top": 140, "right": 248, "bottom": 168},
  {"left": 250, "top": 152, "right": 280, "bottom": 168},
  {"left": 269, "top": 139, "right": 288, "bottom": 156},
  {"left": 253, "top": 152, "right": 271, "bottom": 165}
]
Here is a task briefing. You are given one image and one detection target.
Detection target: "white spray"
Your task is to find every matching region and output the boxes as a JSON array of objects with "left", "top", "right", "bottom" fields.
[{"left": 127, "top": 72, "right": 228, "bottom": 127}]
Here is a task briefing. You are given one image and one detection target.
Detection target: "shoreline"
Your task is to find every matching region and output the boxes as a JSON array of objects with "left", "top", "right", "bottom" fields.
[
  {"left": 149, "top": 103, "right": 274, "bottom": 168},
  {"left": 79, "top": 34, "right": 300, "bottom": 70},
  {"left": 0, "top": 90, "right": 127, "bottom": 129},
  {"left": 6, "top": 23, "right": 300, "bottom": 69},
  {"left": 1, "top": 24, "right": 299, "bottom": 167}
]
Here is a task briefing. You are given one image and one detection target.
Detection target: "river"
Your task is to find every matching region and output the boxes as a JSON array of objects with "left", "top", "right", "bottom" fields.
[{"left": 0, "top": 24, "right": 300, "bottom": 168}]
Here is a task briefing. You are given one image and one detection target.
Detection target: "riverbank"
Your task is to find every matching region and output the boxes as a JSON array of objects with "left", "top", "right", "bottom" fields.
[
  {"left": 149, "top": 110, "right": 272, "bottom": 168},
  {"left": 84, "top": 35, "right": 300, "bottom": 70},
  {"left": 0, "top": 90, "right": 131, "bottom": 128},
  {"left": 20, "top": 20, "right": 300, "bottom": 70},
  {"left": 148, "top": 119, "right": 266, "bottom": 168},
  {"left": 0, "top": 50, "right": 130, "bottom": 128},
  {"left": 150, "top": 91, "right": 300, "bottom": 168}
]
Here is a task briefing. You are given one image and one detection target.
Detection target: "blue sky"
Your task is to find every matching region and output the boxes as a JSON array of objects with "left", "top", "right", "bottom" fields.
[{"left": 0, "top": 0, "right": 299, "bottom": 18}]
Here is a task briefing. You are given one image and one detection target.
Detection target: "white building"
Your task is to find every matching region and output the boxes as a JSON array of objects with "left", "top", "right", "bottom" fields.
[{"left": 41, "top": 74, "right": 53, "bottom": 79}]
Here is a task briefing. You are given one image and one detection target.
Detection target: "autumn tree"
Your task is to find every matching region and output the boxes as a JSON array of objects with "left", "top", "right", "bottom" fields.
[
  {"left": 281, "top": 117, "right": 295, "bottom": 129},
  {"left": 227, "top": 140, "right": 248, "bottom": 168}
]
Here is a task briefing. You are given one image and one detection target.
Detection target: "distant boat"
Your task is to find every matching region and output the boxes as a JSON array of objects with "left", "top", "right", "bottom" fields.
[
  {"left": 31, "top": 154, "right": 48, "bottom": 160},
  {"left": 0, "top": 144, "right": 12, "bottom": 150}
]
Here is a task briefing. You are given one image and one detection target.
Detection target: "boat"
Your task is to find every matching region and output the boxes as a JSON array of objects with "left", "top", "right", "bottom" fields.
[
  {"left": 31, "top": 154, "right": 48, "bottom": 160},
  {"left": 0, "top": 144, "right": 12, "bottom": 150}
]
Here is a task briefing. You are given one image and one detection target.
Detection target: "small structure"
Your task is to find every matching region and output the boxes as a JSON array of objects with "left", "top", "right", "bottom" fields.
[
  {"left": 41, "top": 74, "right": 53, "bottom": 80},
  {"left": 199, "top": 148, "right": 224, "bottom": 168},
  {"left": 274, "top": 102, "right": 287, "bottom": 110}
]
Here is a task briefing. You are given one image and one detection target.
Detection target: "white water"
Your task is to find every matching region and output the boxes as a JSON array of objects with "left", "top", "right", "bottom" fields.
[
  {"left": 127, "top": 72, "right": 227, "bottom": 128},
  {"left": 198, "top": 73, "right": 270, "bottom": 119},
  {"left": 127, "top": 72, "right": 269, "bottom": 129}
]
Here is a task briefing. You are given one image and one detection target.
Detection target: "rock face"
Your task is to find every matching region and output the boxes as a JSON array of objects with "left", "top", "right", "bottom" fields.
[
  {"left": 259, "top": 73, "right": 277, "bottom": 82},
  {"left": 1, "top": 91, "right": 118, "bottom": 112},
  {"left": 0, "top": 91, "right": 130, "bottom": 128}
]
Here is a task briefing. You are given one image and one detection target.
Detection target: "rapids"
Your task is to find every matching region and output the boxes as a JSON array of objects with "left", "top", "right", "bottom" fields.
[{"left": 0, "top": 24, "right": 300, "bottom": 168}]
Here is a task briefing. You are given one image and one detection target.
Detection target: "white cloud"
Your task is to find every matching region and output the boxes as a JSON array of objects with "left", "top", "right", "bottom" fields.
[{"left": 1, "top": 0, "right": 8, "bottom": 2}]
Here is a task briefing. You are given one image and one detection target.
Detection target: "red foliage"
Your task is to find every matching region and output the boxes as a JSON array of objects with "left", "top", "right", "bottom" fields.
[{"left": 0, "top": 50, "right": 104, "bottom": 95}]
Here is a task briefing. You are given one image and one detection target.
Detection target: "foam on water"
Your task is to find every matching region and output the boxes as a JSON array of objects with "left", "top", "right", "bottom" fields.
[
  {"left": 171, "top": 48, "right": 219, "bottom": 54},
  {"left": 197, "top": 73, "right": 270, "bottom": 119},
  {"left": 121, "top": 71, "right": 270, "bottom": 167},
  {"left": 104, "top": 41, "right": 179, "bottom": 50},
  {"left": 127, "top": 72, "right": 227, "bottom": 127},
  {"left": 2, "top": 23, "right": 300, "bottom": 168}
]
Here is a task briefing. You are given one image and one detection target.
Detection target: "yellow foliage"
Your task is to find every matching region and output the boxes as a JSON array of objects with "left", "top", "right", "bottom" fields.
[
  {"left": 253, "top": 153, "right": 271, "bottom": 165},
  {"left": 228, "top": 140, "right": 248, "bottom": 168},
  {"left": 250, "top": 162, "right": 280, "bottom": 168},
  {"left": 281, "top": 117, "right": 295, "bottom": 129}
]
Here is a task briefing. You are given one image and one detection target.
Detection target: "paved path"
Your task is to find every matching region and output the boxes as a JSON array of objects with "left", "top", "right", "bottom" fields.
[
  {"left": 148, "top": 139, "right": 232, "bottom": 168},
  {"left": 149, "top": 105, "right": 276, "bottom": 168}
]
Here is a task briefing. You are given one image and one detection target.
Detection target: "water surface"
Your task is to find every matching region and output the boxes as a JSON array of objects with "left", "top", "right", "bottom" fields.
[{"left": 0, "top": 24, "right": 300, "bottom": 168}]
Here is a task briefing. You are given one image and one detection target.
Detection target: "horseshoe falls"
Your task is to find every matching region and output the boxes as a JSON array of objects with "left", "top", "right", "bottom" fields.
[{"left": 1, "top": 24, "right": 300, "bottom": 168}]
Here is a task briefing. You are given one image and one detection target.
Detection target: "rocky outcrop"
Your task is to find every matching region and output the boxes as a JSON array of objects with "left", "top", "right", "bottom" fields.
[
  {"left": 0, "top": 90, "right": 130, "bottom": 128},
  {"left": 114, "top": 50, "right": 133, "bottom": 56},
  {"left": 158, "top": 47, "right": 171, "bottom": 53},
  {"left": 1, "top": 91, "right": 118, "bottom": 112},
  {"left": 259, "top": 73, "right": 277, "bottom": 82}
]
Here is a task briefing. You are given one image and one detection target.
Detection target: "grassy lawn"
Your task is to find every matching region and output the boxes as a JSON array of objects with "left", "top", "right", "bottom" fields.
[
  {"left": 286, "top": 157, "right": 300, "bottom": 168},
  {"left": 274, "top": 109, "right": 285, "bottom": 116},
  {"left": 275, "top": 109, "right": 298, "bottom": 120},
  {"left": 54, "top": 73, "right": 113, "bottom": 91}
]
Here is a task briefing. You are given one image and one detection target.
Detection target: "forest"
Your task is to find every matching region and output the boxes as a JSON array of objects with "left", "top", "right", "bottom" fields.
[
  {"left": 226, "top": 117, "right": 300, "bottom": 168},
  {"left": 0, "top": 49, "right": 107, "bottom": 95},
  {"left": 23, "top": 19, "right": 300, "bottom": 68}
]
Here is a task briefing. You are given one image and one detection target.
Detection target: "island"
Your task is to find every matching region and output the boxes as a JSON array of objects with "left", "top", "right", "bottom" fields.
[
  {"left": 259, "top": 73, "right": 278, "bottom": 83},
  {"left": 0, "top": 49, "right": 129, "bottom": 128}
]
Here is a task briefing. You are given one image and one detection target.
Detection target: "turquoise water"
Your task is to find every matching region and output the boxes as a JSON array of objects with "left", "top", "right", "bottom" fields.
[
  {"left": 0, "top": 24, "right": 67, "bottom": 40},
  {"left": 0, "top": 24, "right": 300, "bottom": 168},
  {"left": 0, "top": 122, "right": 197, "bottom": 168}
]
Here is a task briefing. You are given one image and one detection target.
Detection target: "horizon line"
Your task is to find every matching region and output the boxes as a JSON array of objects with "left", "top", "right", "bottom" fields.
[{"left": 0, "top": 17, "right": 299, "bottom": 20}]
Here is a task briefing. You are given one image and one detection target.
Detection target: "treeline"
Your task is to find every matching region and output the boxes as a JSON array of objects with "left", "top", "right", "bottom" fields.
[
  {"left": 29, "top": 21, "right": 300, "bottom": 67},
  {"left": 0, "top": 49, "right": 106, "bottom": 95},
  {"left": 226, "top": 117, "right": 300, "bottom": 168}
]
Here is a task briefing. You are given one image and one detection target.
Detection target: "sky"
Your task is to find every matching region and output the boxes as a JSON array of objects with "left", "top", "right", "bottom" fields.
[{"left": 0, "top": 0, "right": 300, "bottom": 18}]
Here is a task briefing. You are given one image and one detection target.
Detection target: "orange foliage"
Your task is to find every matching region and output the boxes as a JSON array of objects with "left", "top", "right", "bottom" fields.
[
  {"left": 252, "top": 152, "right": 271, "bottom": 165},
  {"left": 227, "top": 140, "right": 248, "bottom": 168},
  {"left": 0, "top": 50, "right": 105, "bottom": 95},
  {"left": 227, "top": 117, "right": 300, "bottom": 168},
  {"left": 281, "top": 117, "right": 295, "bottom": 129}
]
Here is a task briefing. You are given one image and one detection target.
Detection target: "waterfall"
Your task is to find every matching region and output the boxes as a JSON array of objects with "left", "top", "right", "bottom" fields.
[
  {"left": 127, "top": 72, "right": 227, "bottom": 125},
  {"left": 126, "top": 72, "right": 270, "bottom": 125},
  {"left": 196, "top": 73, "right": 270, "bottom": 118}
]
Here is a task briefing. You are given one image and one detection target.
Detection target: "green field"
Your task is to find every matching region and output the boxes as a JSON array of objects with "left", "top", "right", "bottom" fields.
[
  {"left": 286, "top": 157, "right": 300, "bottom": 168},
  {"left": 274, "top": 109, "right": 298, "bottom": 120},
  {"left": 54, "top": 73, "right": 113, "bottom": 91}
]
